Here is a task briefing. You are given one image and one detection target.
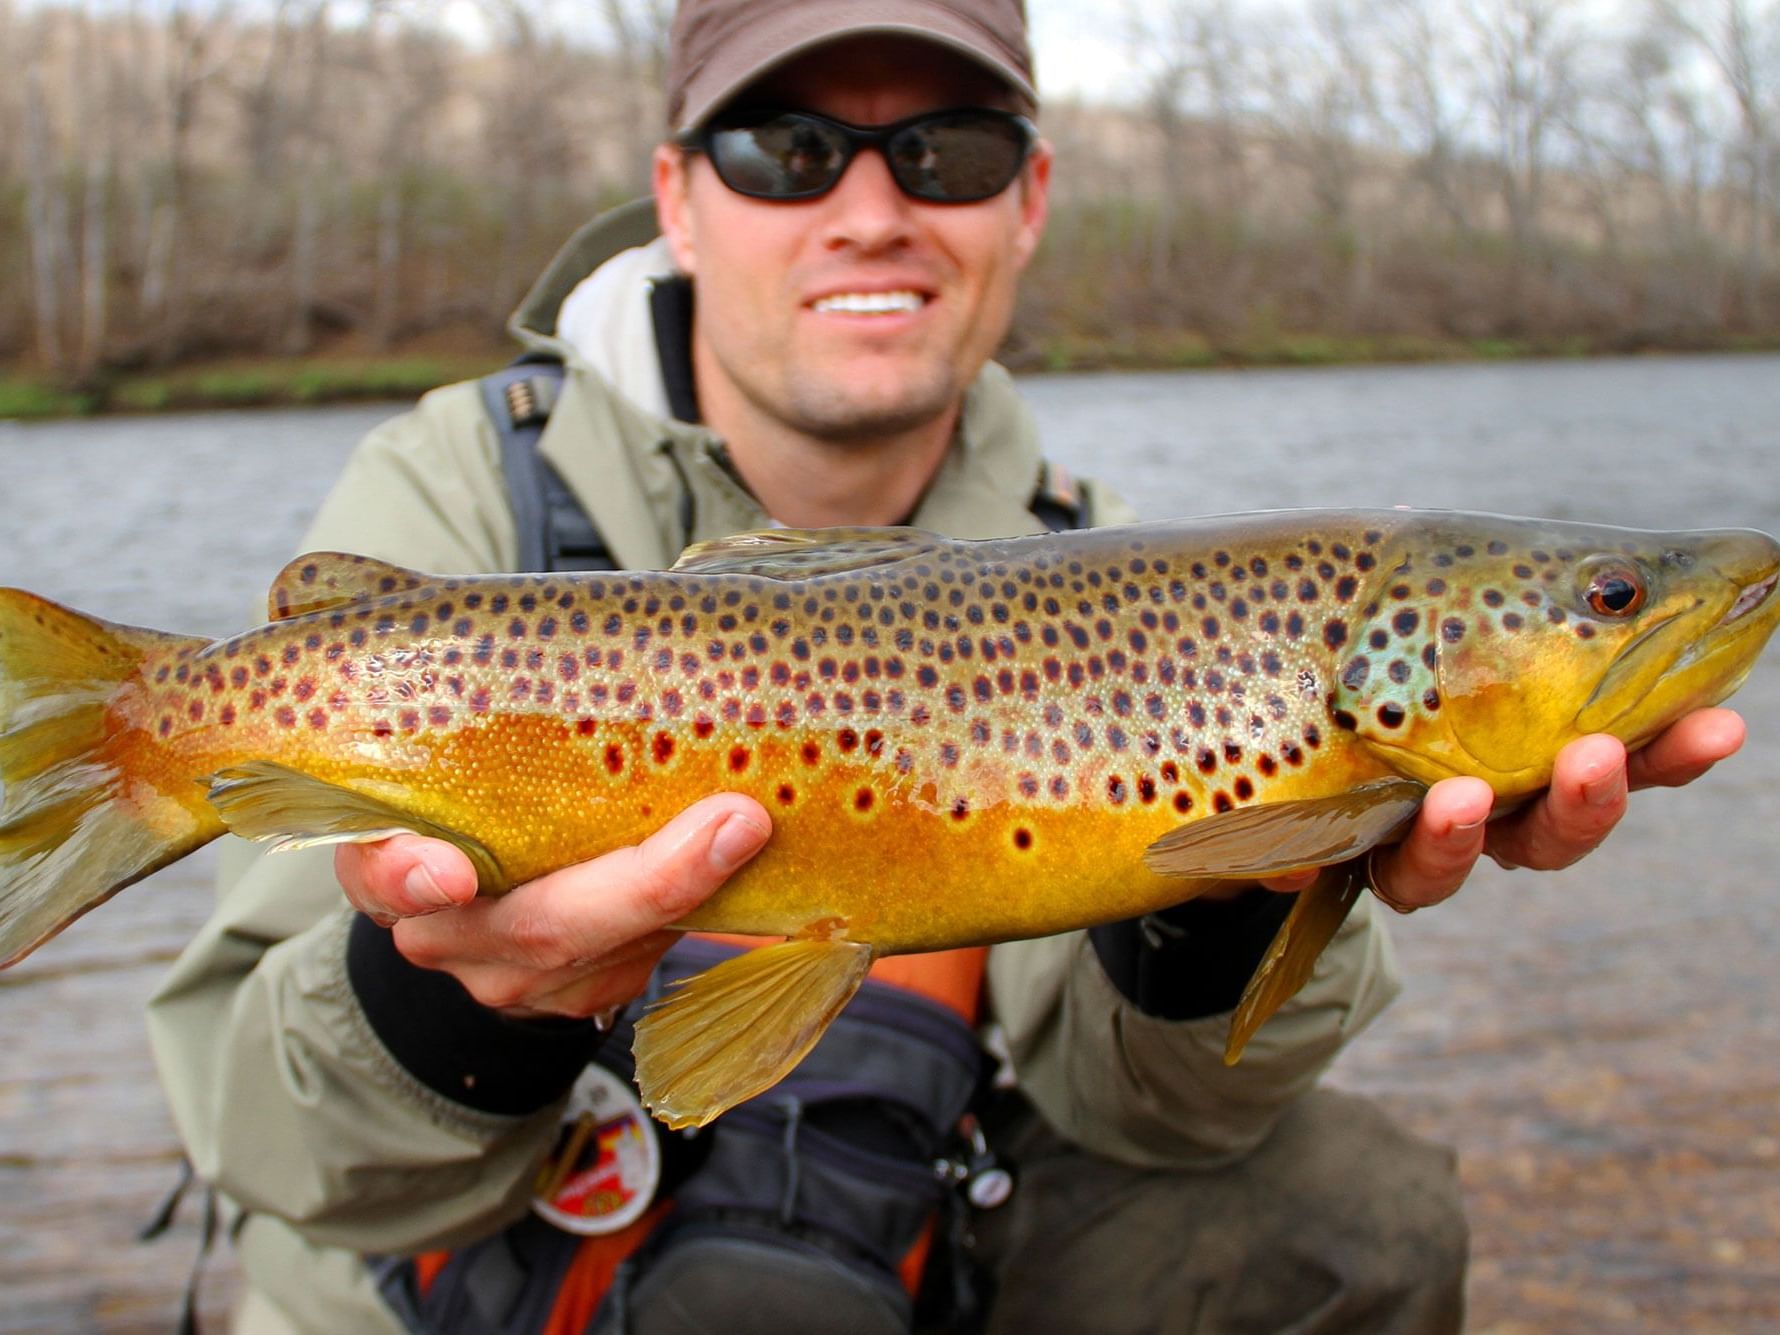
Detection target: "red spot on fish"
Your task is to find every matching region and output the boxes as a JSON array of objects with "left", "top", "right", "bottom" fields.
[
  {"left": 1012, "top": 827, "right": 1033, "bottom": 850},
  {"left": 309, "top": 709, "right": 328, "bottom": 730},
  {"left": 605, "top": 744, "right": 624, "bottom": 774},
  {"left": 801, "top": 741, "right": 820, "bottom": 765},
  {"left": 275, "top": 706, "right": 296, "bottom": 728},
  {"left": 777, "top": 784, "right": 796, "bottom": 806},
  {"left": 220, "top": 704, "right": 236, "bottom": 726},
  {"left": 1138, "top": 776, "right": 1158, "bottom": 803},
  {"left": 576, "top": 718, "right": 595, "bottom": 737},
  {"left": 729, "top": 746, "right": 750, "bottom": 772},
  {"left": 428, "top": 706, "right": 451, "bottom": 726},
  {"left": 854, "top": 787, "right": 874, "bottom": 811},
  {"left": 653, "top": 733, "right": 675, "bottom": 763},
  {"left": 1213, "top": 791, "right": 1234, "bottom": 813},
  {"left": 865, "top": 729, "right": 885, "bottom": 756},
  {"left": 694, "top": 716, "right": 715, "bottom": 739},
  {"left": 838, "top": 728, "right": 859, "bottom": 753},
  {"left": 951, "top": 797, "right": 970, "bottom": 820},
  {"left": 1173, "top": 792, "right": 1193, "bottom": 813}
]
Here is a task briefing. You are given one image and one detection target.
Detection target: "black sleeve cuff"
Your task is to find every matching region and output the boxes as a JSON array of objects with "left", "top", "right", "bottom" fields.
[
  {"left": 1090, "top": 889, "right": 1296, "bottom": 1021},
  {"left": 346, "top": 912, "right": 606, "bottom": 1116}
]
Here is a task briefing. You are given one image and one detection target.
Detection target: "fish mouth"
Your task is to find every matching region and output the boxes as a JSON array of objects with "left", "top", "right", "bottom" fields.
[{"left": 1720, "top": 570, "right": 1778, "bottom": 628}]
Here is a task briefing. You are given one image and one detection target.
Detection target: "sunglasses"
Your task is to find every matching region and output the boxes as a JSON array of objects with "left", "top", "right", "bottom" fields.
[{"left": 680, "top": 107, "right": 1038, "bottom": 204}]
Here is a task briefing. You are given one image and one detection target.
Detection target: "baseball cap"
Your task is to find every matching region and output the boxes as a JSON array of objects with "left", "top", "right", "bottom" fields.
[{"left": 665, "top": 0, "right": 1036, "bottom": 133}]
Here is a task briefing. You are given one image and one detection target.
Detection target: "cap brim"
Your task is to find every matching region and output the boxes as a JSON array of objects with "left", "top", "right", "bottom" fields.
[{"left": 676, "top": 4, "right": 1035, "bottom": 132}]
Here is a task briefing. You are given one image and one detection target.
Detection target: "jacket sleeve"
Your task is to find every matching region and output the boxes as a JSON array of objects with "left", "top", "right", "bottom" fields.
[
  {"left": 145, "top": 384, "right": 580, "bottom": 1254},
  {"left": 987, "top": 477, "right": 1404, "bottom": 1170}
]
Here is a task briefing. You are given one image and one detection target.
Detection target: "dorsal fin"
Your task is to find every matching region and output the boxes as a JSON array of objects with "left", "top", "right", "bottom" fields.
[
  {"left": 267, "top": 552, "right": 432, "bottom": 621},
  {"left": 670, "top": 527, "right": 950, "bottom": 580}
]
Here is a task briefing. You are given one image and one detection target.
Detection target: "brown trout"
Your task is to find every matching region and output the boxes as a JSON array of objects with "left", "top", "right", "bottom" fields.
[{"left": 2, "top": 511, "right": 1777, "bottom": 1128}]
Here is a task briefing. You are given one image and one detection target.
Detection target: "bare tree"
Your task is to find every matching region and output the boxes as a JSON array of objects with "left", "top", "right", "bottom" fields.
[
  {"left": 1654, "top": 0, "right": 1778, "bottom": 321},
  {"left": 1465, "top": 0, "right": 1585, "bottom": 258},
  {"left": 22, "top": 65, "right": 73, "bottom": 374},
  {"left": 596, "top": 0, "right": 671, "bottom": 188},
  {"left": 1378, "top": 0, "right": 1484, "bottom": 239}
]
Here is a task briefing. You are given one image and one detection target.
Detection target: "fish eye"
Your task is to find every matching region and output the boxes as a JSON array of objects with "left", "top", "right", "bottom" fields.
[{"left": 1582, "top": 562, "right": 1648, "bottom": 617}]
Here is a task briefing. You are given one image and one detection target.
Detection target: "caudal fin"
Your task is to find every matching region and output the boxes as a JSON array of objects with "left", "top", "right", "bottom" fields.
[{"left": 0, "top": 588, "right": 217, "bottom": 966}]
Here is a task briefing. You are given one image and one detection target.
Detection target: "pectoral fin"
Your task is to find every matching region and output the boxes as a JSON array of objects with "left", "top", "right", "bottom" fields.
[
  {"left": 1224, "top": 862, "right": 1366, "bottom": 1064},
  {"left": 632, "top": 936, "right": 874, "bottom": 1130},
  {"left": 1142, "top": 777, "right": 1427, "bottom": 880},
  {"left": 204, "top": 761, "right": 509, "bottom": 892}
]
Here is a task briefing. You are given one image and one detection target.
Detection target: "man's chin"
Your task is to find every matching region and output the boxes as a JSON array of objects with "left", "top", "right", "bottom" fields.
[{"left": 781, "top": 376, "right": 962, "bottom": 446}]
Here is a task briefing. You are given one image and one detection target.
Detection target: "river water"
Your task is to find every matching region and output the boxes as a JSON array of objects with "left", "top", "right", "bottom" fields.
[{"left": 2, "top": 353, "right": 1778, "bottom": 1331}]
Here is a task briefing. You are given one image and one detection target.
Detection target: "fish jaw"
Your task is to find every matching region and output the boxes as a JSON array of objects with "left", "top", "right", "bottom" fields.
[{"left": 1579, "top": 530, "right": 1780, "bottom": 747}]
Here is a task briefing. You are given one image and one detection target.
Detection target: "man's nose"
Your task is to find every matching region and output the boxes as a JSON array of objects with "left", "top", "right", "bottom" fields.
[{"left": 817, "top": 147, "right": 915, "bottom": 252}]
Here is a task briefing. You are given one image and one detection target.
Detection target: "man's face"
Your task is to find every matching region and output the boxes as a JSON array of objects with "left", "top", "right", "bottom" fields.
[{"left": 655, "top": 37, "right": 1052, "bottom": 444}]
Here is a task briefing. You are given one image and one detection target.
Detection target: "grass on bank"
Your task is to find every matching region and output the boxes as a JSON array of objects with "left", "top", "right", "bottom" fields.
[
  {"left": 5, "top": 333, "right": 1780, "bottom": 421},
  {"left": 0, "top": 356, "right": 499, "bottom": 421}
]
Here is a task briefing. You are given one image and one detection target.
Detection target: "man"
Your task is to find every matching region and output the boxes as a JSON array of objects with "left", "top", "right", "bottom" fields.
[{"left": 148, "top": 2, "right": 1746, "bottom": 1331}]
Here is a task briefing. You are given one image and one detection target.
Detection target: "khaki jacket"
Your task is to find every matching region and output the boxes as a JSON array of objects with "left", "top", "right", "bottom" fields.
[{"left": 146, "top": 202, "right": 1401, "bottom": 1334}]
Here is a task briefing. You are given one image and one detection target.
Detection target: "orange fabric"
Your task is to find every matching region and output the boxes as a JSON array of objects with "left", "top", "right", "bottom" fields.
[
  {"left": 540, "top": 1201, "right": 676, "bottom": 1335},
  {"left": 866, "top": 948, "right": 988, "bottom": 1023},
  {"left": 413, "top": 1248, "right": 450, "bottom": 1297}
]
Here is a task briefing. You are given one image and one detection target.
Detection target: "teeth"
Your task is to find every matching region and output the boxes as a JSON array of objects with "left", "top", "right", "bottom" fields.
[{"left": 812, "top": 290, "right": 924, "bottom": 315}]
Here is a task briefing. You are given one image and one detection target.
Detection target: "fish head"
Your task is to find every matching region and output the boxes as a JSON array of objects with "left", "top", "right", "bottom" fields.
[{"left": 1330, "top": 514, "right": 1780, "bottom": 795}]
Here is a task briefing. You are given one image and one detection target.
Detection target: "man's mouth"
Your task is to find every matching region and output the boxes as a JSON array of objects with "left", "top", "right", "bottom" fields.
[{"left": 810, "top": 290, "right": 926, "bottom": 315}]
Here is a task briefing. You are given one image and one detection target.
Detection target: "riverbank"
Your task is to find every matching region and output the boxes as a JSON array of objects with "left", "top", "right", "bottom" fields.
[{"left": 6, "top": 329, "right": 1778, "bottom": 420}]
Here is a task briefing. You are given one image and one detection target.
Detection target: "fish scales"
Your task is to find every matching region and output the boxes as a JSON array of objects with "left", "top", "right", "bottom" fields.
[{"left": 5, "top": 509, "right": 1778, "bottom": 1124}]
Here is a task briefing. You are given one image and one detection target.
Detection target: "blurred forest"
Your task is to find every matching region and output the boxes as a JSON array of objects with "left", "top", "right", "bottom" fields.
[{"left": 3, "top": 0, "right": 1778, "bottom": 397}]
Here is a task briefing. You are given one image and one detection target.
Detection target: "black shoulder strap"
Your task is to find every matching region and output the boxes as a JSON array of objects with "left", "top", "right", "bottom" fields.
[
  {"left": 480, "top": 358, "right": 617, "bottom": 573},
  {"left": 1030, "top": 459, "right": 1091, "bottom": 532}
]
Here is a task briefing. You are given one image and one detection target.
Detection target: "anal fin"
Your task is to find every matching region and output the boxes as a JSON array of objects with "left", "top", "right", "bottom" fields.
[
  {"left": 632, "top": 936, "right": 874, "bottom": 1129},
  {"left": 1224, "top": 862, "right": 1366, "bottom": 1064},
  {"left": 204, "top": 761, "right": 509, "bottom": 892}
]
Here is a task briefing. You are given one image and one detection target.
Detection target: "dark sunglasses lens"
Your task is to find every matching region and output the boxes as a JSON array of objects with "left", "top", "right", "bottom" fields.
[
  {"left": 888, "top": 113, "right": 1029, "bottom": 201},
  {"left": 708, "top": 117, "right": 849, "bottom": 197}
]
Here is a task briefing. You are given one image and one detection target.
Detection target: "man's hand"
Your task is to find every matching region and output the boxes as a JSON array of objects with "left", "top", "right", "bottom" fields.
[
  {"left": 1260, "top": 708, "right": 1747, "bottom": 910},
  {"left": 335, "top": 794, "right": 771, "bottom": 1020}
]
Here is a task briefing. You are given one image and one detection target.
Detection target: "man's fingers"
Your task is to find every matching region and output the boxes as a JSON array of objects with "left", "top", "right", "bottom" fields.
[
  {"left": 1485, "top": 733, "right": 1627, "bottom": 872},
  {"left": 1625, "top": 707, "right": 1744, "bottom": 790},
  {"left": 1369, "top": 777, "right": 1491, "bottom": 911},
  {"left": 399, "top": 794, "right": 771, "bottom": 973},
  {"left": 335, "top": 836, "right": 480, "bottom": 922}
]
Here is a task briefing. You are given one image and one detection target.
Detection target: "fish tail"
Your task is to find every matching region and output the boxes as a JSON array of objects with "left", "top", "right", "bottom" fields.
[{"left": 0, "top": 588, "right": 216, "bottom": 966}]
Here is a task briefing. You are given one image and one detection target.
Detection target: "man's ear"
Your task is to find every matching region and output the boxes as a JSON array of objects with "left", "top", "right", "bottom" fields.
[
  {"left": 654, "top": 144, "right": 699, "bottom": 275},
  {"left": 1009, "top": 140, "right": 1053, "bottom": 272}
]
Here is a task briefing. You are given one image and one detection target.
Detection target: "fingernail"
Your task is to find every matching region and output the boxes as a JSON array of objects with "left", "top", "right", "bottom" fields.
[
  {"left": 708, "top": 814, "right": 768, "bottom": 874},
  {"left": 404, "top": 863, "right": 454, "bottom": 910},
  {"left": 1453, "top": 816, "right": 1488, "bottom": 834},
  {"left": 1583, "top": 771, "right": 1627, "bottom": 807}
]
